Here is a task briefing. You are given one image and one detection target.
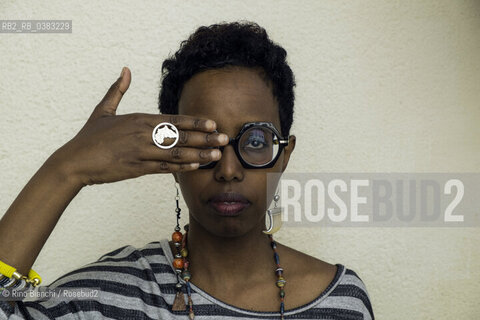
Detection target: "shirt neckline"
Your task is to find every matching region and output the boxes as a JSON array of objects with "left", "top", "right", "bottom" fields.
[{"left": 159, "top": 238, "right": 345, "bottom": 317}]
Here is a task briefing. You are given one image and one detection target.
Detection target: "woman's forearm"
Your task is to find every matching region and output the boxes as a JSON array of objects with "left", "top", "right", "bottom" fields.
[{"left": 0, "top": 149, "right": 84, "bottom": 277}]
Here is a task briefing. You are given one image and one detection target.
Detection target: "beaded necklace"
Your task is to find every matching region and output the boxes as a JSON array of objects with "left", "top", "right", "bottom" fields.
[{"left": 170, "top": 224, "right": 286, "bottom": 320}]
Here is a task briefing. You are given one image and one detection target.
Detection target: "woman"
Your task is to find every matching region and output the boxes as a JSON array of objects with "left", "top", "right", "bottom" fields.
[{"left": 0, "top": 22, "right": 374, "bottom": 319}]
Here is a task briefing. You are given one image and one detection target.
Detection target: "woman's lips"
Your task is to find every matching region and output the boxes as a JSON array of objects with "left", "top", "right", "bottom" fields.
[
  {"left": 209, "top": 201, "right": 250, "bottom": 216},
  {"left": 208, "top": 192, "right": 251, "bottom": 216}
]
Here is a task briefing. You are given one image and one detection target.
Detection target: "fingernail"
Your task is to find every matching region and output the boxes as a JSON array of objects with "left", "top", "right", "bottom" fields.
[
  {"left": 206, "top": 120, "right": 216, "bottom": 130},
  {"left": 219, "top": 134, "right": 228, "bottom": 143},
  {"left": 120, "top": 67, "right": 126, "bottom": 78},
  {"left": 211, "top": 149, "right": 220, "bottom": 158}
]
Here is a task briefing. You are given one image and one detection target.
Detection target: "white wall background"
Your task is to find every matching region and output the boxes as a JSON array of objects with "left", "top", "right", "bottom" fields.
[{"left": 1, "top": 1, "right": 479, "bottom": 319}]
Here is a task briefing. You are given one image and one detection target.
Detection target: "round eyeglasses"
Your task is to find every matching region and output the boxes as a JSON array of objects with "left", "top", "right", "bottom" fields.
[{"left": 199, "top": 122, "right": 290, "bottom": 169}]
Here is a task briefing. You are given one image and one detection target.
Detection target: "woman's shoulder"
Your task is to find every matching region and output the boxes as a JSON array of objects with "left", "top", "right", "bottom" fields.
[
  {"left": 4, "top": 239, "right": 177, "bottom": 319},
  {"left": 332, "top": 264, "right": 375, "bottom": 319},
  {"left": 46, "top": 238, "right": 174, "bottom": 288},
  {"left": 96, "top": 239, "right": 170, "bottom": 262},
  {"left": 276, "top": 242, "right": 374, "bottom": 319},
  {"left": 310, "top": 262, "right": 374, "bottom": 319}
]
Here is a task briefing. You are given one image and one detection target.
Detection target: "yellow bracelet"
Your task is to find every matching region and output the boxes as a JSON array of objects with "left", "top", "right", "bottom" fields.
[{"left": 0, "top": 260, "right": 42, "bottom": 286}]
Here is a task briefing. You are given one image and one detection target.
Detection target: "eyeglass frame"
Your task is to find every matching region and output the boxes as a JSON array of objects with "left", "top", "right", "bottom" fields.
[{"left": 198, "top": 121, "right": 290, "bottom": 169}]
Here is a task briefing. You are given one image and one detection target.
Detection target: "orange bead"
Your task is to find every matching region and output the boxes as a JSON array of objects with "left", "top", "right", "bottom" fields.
[
  {"left": 172, "top": 231, "right": 183, "bottom": 243},
  {"left": 173, "top": 258, "right": 184, "bottom": 269}
]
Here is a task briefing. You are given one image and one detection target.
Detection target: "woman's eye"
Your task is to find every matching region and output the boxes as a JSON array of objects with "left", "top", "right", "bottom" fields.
[
  {"left": 244, "top": 135, "right": 268, "bottom": 149},
  {"left": 247, "top": 139, "right": 265, "bottom": 148},
  {"left": 240, "top": 128, "right": 272, "bottom": 151}
]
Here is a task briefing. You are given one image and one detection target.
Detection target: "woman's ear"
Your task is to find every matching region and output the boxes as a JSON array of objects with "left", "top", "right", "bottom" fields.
[{"left": 281, "top": 135, "right": 296, "bottom": 172}]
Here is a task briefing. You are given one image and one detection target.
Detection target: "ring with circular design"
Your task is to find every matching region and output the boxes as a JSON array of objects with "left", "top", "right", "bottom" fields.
[{"left": 152, "top": 122, "right": 179, "bottom": 149}]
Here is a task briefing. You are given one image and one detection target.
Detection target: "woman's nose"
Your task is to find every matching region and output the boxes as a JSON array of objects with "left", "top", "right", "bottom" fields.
[{"left": 214, "top": 144, "right": 244, "bottom": 182}]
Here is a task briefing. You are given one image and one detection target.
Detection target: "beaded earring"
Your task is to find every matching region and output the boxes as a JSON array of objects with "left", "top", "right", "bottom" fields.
[{"left": 171, "top": 182, "right": 189, "bottom": 312}]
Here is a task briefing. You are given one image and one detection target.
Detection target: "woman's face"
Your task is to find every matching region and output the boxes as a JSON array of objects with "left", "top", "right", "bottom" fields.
[{"left": 173, "top": 66, "right": 296, "bottom": 237}]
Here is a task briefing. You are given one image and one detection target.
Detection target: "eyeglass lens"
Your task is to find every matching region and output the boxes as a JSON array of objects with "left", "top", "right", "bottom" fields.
[
  {"left": 200, "top": 126, "right": 280, "bottom": 167},
  {"left": 238, "top": 126, "right": 278, "bottom": 165}
]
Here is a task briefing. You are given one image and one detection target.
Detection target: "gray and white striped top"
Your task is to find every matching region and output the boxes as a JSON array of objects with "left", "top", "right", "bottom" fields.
[{"left": 0, "top": 239, "right": 374, "bottom": 319}]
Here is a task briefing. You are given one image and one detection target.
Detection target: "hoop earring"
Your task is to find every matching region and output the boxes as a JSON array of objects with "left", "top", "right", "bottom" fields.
[{"left": 263, "top": 192, "right": 283, "bottom": 234}]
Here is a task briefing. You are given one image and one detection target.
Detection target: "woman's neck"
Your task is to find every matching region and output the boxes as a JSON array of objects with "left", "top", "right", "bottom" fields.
[{"left": 184, "top": 216, "right": 278, "bottom": 292}]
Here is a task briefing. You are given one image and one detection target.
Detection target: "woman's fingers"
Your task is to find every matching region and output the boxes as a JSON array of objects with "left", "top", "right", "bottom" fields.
[
  {"left": 138, "top": 145, "right": 222, "bottom": 163},
  {"left": 137, "top": 161, "right": 201, "bottom": 175},
  {"left": 176, "top": 130, "right": 229, "bottom": 147},
  {"left": 131, "top": 113, "right": 218, "bottom": 132},
  {"left": 133, "top": 128, "right": 227, "bottom": 148}
]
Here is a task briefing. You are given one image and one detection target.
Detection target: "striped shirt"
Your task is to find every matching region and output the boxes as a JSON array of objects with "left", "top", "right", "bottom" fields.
[{"left": 0, "top": 239, "right": 374, "bottom": 319}]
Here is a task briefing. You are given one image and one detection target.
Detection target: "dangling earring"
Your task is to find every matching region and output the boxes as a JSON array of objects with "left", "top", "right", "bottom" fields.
[
  {"left": 171, "top": 182, "right": 187, "bottom": 311},
  {"left": 263, "top": 190, "right": 283, "bottom": 234}
]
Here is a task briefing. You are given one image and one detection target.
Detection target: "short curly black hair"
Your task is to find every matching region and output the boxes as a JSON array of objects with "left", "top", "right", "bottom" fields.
[{"left": 158, "top": 21, "right": 295, "bottom": 137}]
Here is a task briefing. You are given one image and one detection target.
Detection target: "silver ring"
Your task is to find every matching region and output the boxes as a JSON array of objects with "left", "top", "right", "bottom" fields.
[{"left": 152, "top": 122, "right": 179, "bottom": 149}]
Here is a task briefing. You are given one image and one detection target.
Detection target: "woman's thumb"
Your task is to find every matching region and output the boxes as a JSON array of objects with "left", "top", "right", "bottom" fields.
[{"left": 89, "top": 67, "right": 132, "bottom": 121}]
